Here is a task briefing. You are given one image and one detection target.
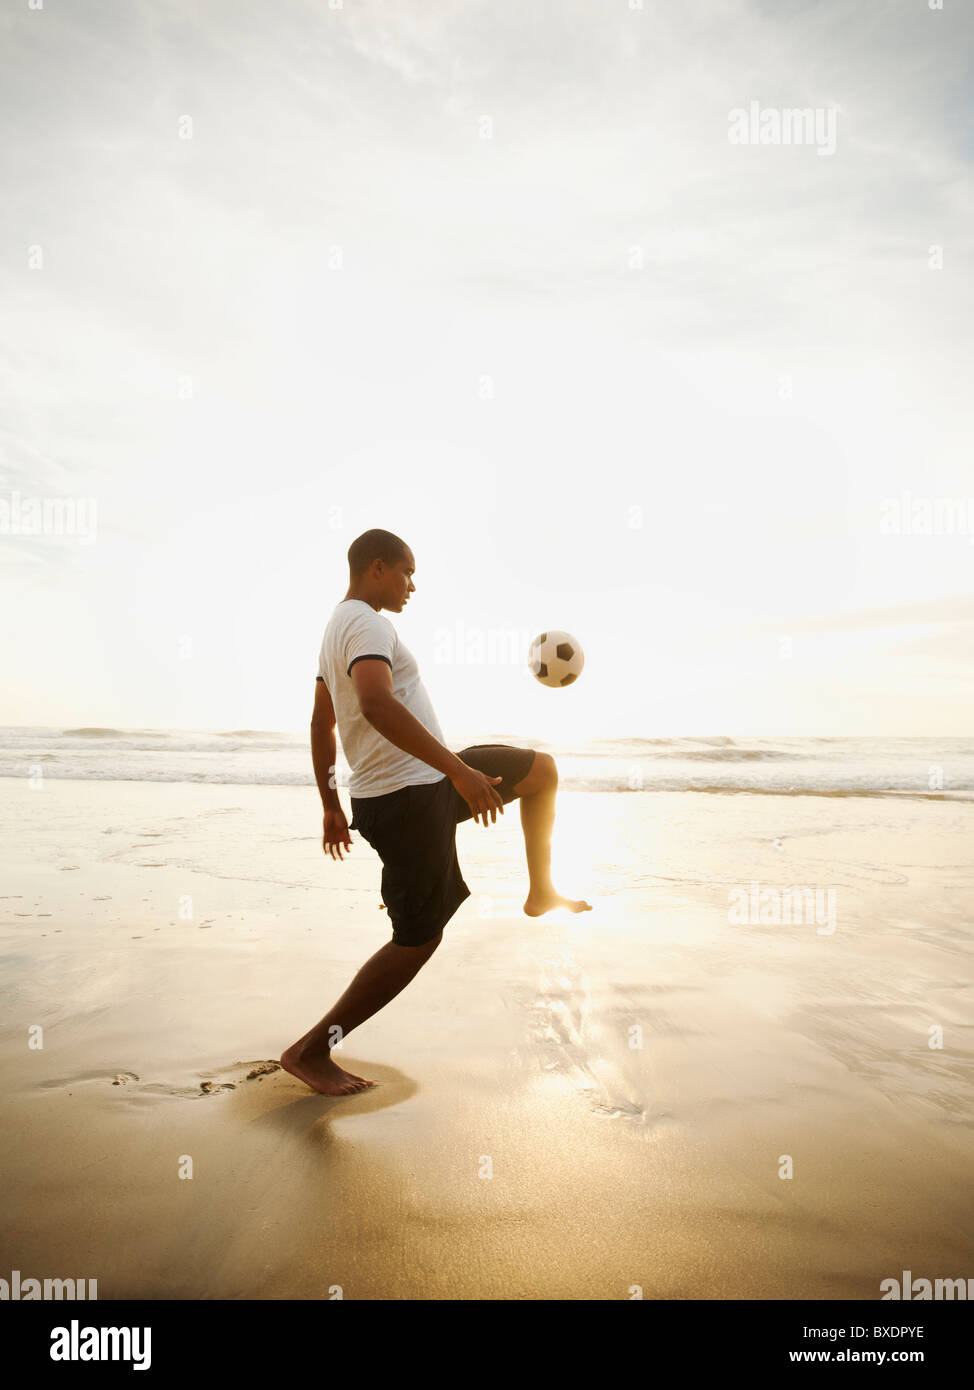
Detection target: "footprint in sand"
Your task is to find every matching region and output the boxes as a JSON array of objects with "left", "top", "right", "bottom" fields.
[
  {"left": 190, "top": 1061, "right": 282, "bottom": 1094},
  {"left": 150, "top": 1061, "right": 283, "bottom": 1097},
  {"left": 40, "top": 1069, "right": 140, "bottom": 1090},
  {"left": 42, "top": 1062, "right": 282, "bottom": 1100},
  {"left": 242, "top": 1061, "right": 281, "bottom": 1080}
]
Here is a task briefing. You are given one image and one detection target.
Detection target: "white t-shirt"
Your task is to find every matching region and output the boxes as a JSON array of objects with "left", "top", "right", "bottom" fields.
[{"left": 317, "top": 599, "right": 448, "bottom": 798}]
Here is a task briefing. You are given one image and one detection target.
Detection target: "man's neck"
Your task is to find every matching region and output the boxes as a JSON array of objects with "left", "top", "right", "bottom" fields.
[{"left": 343, "top": 590, "right": 381, "bottom": 612}]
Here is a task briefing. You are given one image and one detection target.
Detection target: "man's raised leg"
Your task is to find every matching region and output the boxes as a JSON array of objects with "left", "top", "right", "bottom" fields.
[
  {"left": 280, "top": 932, "right": 443, "bottom": 1095},
  {"left": 512, "top": 752, "right": 592, "bottom": 916}
]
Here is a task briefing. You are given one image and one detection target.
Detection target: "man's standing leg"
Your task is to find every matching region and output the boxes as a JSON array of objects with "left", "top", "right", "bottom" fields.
[{"left": 280, "top": 933, "right": 442, "bottom": 1095}]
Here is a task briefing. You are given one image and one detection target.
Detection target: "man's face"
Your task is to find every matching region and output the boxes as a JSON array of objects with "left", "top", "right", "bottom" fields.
[{"left": 380, "top": 551, "right": 416, "bottom": 612}]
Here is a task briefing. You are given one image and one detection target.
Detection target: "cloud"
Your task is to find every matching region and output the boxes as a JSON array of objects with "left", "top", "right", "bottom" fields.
[
  {"left": 1, "top": 0, "right": 972, "bottom": 730},
  {"left": 747, "top": 592, "right": 974, "bottom": 635}
]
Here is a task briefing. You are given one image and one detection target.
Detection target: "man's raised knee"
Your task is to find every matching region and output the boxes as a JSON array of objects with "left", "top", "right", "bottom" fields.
[
  {"left": 515, "top": 751, "right": 557, "bottom": 796},
  {"left": 536, "top": 752, "right": 557, "bottom": 785}
]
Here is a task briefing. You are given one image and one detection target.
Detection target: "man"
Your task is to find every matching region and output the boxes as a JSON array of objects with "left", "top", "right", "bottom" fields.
[{"left": 280, "top": 528, "right": 591, "bottom": 1096}]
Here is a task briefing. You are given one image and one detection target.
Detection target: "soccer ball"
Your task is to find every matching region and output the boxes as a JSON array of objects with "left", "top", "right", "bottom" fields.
[{"left": 528, "top": 630, "right": 584, "bottom": 687}]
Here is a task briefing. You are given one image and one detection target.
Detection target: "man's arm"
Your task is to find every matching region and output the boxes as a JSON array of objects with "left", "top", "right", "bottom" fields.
[
  {"left": 311, "top": 679, "right": 342, "bottom": 812},
  {"left": 351, "top": 660, "right": 504, "bottom": 825},
  {"left": 352, "top": 660, "right": 464, "bottom": 779}
]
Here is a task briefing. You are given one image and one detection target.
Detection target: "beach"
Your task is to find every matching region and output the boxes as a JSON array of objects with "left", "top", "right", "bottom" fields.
[
  {"left": 2, "top": 768, "right": 973, "bottom": 1300},
  {"left": 2, "top": 0, "right": 973, "bottom": 1318}
]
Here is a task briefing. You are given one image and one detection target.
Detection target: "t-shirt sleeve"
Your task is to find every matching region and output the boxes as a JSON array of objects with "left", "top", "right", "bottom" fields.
[{"left": 342, "top": 609, "right": 395, "bottom": 678}]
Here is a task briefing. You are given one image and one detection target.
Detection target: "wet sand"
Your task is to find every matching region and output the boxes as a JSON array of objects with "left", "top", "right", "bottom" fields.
[{"left": 1, "top": 777, "right": 972, "bottom": 1299}]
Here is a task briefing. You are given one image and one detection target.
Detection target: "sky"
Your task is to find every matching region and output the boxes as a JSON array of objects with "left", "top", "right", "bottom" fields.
[{"left": 1, "top": 0, "right": 972, "bottom": 740}]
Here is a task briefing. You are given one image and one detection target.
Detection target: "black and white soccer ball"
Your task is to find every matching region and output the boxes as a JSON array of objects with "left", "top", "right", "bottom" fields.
[{"left": 528, "top": 630, "right": 584, "bottom": 687}]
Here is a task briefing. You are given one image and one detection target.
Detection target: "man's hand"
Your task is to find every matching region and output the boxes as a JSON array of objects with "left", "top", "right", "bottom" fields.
[
  {"left": 323, "top": 809, "right": 352, "bottom": 860},
  {"left": 450, "top": 763, "right": 505, "bottom": 826}
]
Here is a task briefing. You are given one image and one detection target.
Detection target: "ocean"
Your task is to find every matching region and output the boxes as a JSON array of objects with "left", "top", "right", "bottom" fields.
[{"left": 1, "top": 727, "right": 971, "bottom": 799}]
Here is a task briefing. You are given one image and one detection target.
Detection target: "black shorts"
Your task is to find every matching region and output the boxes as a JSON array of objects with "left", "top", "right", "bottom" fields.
[{"left": 348, "top": 744, "right": 537, "bottom": 947}]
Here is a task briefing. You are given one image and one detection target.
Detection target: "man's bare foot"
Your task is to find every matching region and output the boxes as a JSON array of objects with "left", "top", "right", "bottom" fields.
[
  {"left": 523, "top": 888, "right": 592, "bottom": 917},
  {"left": 279, "top": 1044, "right": 376, "bottom": 1096}
]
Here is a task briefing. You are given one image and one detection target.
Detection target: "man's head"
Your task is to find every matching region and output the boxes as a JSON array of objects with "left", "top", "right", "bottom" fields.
[{"left": 346, "top": 528, "right": 415, "bottom": 613}]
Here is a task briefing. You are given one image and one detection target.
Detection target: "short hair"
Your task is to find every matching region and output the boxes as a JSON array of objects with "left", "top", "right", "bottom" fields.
[{"left": 347, "top": 528, "right": 410, "bottom": 578}]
